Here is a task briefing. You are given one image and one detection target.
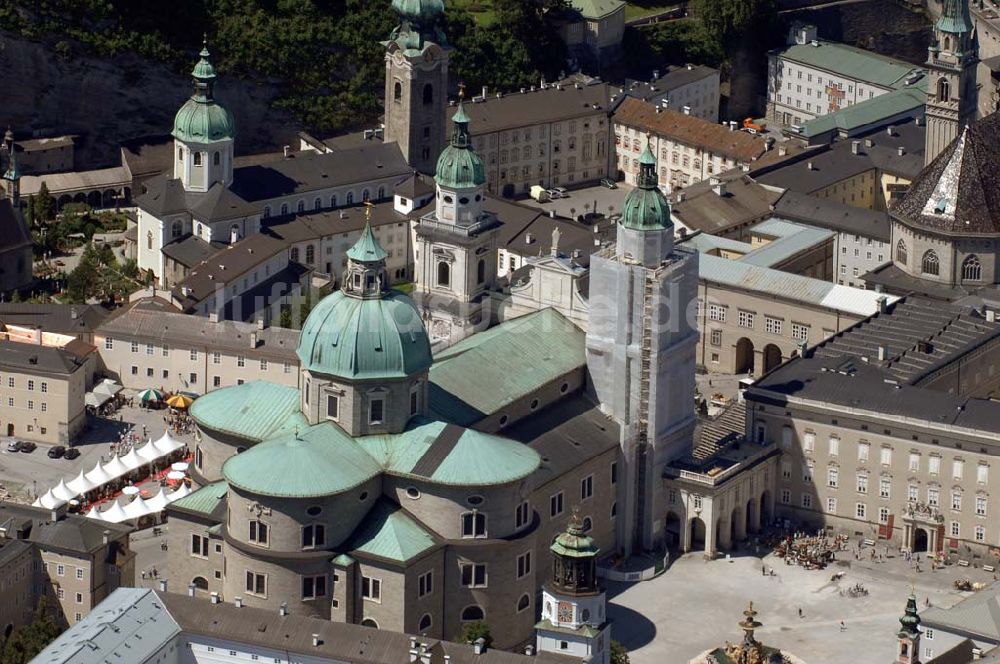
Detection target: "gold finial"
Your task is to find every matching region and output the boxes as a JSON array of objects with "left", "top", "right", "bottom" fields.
[
  {"left": 364, "top": 199, "right": 374, "bottom": 223},
  {"left": 458, "top": 82, "right": 466, "bottom": 100}
]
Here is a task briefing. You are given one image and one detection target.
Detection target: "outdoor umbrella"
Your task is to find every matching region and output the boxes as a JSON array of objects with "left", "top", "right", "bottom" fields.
[
  {"left": 137, "top": 388, "right": 164, "bottom": 403},
  {"left": 165, "top": 394, "right": 194, "bottom": 409}
]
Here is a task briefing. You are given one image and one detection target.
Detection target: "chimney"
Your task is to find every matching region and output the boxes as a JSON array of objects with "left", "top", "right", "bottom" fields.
[
  {"left": 807, "top": 161, "right": 815, "bottom": 171},
  {"left": 682, "top": 105, "right": 691, "bottom": 115},
  {"left": 877, "top": 345, "right": 887, "bottom": 361},
  {"left": 525, "top": 646, "right": 535, "bottom": 656},
  {"left": 50, "top": 509, "right": 59, "bottom": 523},
  {"left": 915, "top": 116, "right": 923, "bottom": 126},
  {"left": 482, "top": 85, "right": 488, "bottom": 98},
  {"left": 283, "top": 145, "right": 291, "bottom": 158},
  {"left": 676, "top": 191, "right": 686, "bottom": 203},
  {"left": 474, "top": 638, "right": 486, "bottom": 655},
  {"left": 886, "top": 125, "right": 895, "bottom": 136},
  {"left": 864, "top": 138, "right": 874, "bottom": 148},
  {"left": 235, "top": 596, "right": 243, "bottom": 608},
  {"left": 230, "top": 225, "right": 240, "bottom": 244},
  {"left": 655, "top": 107, "right": 662, "bottom": 114},
  {"left": 102, "top": 529, "right": 110, "bottom": 545},
  {"left": 549, "top": 210, "right": 555, "bottom": 218},
  {"left": 713, "top": 182, "right": 727, "bottom": 197},
  {"left": 210, "top": 592, "right": 221, "bottom": 604},
  {"left": 209, "top": 312, "right": 219, "bottom": 323},
  {"left": 987, "top": 309, "right": 998, "bottom": 323},
  {"left": 525, "top": 233, "right": 535, "bottom": 244},
  {"left": 876, "top": 295, "right": 888, "bottom": 313},
  {"left": 652, "top": 69, "right": 660, "bottom": 80},
  {"left": 188, "top": 583, "right": 196, "bottom": 597},
  {"left": 70, "top": 308, "right": 78, "bottom": 320},
  {"left": 256, "top": 317, "right": 265, "bottom": 330},
  {"left": 851, "top": 140, "right": 861, "bottom": 155},
  {"left": 778, "top": 145, "right": 787, "bottom": 156},
  {"left": 279, "top": 602, "right": 288, "bottom": 616},
  {"left": 312, "top": 634, "right": 321, "bottom": 647},
  {"left": 898, "top": 146, "right": 906, "bottom": 156},
  {"left": 250, "top": 331, "right": 259, "bottom": 349},
  {"left": 158, "top": 579, "right": 168, "bottom": 593}
]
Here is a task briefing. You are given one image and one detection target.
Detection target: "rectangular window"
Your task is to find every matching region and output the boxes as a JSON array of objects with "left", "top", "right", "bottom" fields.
[
  {"left": 828, "top": 437, "right": 839, "bottom": 456},
  {"left": 710, "top": 329, "right": 723, "bottom": 346},
  {"left": 162, "top": 344, "right": 169, "bottom": 357},
  {"left": 190, "top": 350, "right": 198, "bottom": 361},
  {"left": 302, "top": 524, "right": 325, "bottom": 549},
  {"left": 880, "top": 447, "right": 892, "bottom": 465},
  {"left": 909, "top": 453, "right": 920, "bottom": 472},
  {"left": 213, "top": 352, "right": 221, "bottom": 364},
  {"left": 26, "top": 380, "right": 34, "bottom": 391},
  {"left": 738, "top": 311, "right": 755, "bottom": 328},
  {"left": 131, "top": 341, "right": 138, "bottom": 353},
  {"left": 950, "top": 521, "right": 960, "bottom": 538},
  {"left": 857, "top": 474, "right": 868, "bottom": 494},
  {"left": 410, "top": 390, "right": 419, "bottom": 416},
  {"left": 908, "top": 485, "right": 918, "bottom": 502},
  {"left": 302, "top": 575, "right": 327, "bottom": 599},
  {"left": 610, "top": 462, "right": 618, "bottom": 485},
  {"left": 827, "top": 468, "right": 838, "bottom": 488},
  {"left": 56, "top": 564, "right": 65, "bottom": 576},
  {"left": 764, "top": 317, "right": 782, "bottom": 335},
  {"left": 517, "top": 551, "right": 531, "bottom": 579},
  {"left": 858, "top": 442, "right": 870, "bottom": 462},
  {"left": 260, "top": 358, "right": 268, "bottom": 371},
  {"left": 928, "top": 487, "right": 939, "bottom": 507},
  {"left": 460, "top": 563, "right": 487, "bottom": 588},
  {"left": 249, "top": 520, "right": 269, "bottom": 546},
  {"left": 515, "top": 501, "right": 530, "bottom": 528},
  {"left": 827, "top": 497, "right": 837, "bottom": 513},
  {"left": 362, "top": 576, "right": 382, "bottom": 601},
  {"left": 781, "top": 461, "right": 792, "bottom": 479},
  {"left": 929, "top": 456, "right": 941, "bottom": 474},
  {"left": 326, "top": 394, "right": 339, "bottom": 420},
  {"left": 953, "top": 459, "right": 964, "bottom": 480},
  {"left": 976, "top": 525, "right": 986, "bottom": 542},
  {"left": 237, "top": 355, "right": 246, "bottom": 368},
  {"left": 801, "top": 493, "right": 812, "bottom": 508},
  {"left": 461, "top": 512, "right": 487, "bottom": 538},
  {"left": 780, "top": 489, "right": 791, "bottom": 504},
  {"left": 76, "top": 568, "right": 84, "bottom": 580},
  {"left": 105, "top": 337, "right": 114, "bottom": 350},
  {"left": 190, "top": 534, "right": 209, "bottom": 557},
  {"left": 856, "top": 503, "right": 867, "bottom": 520},
  {"left": 369, "top": 398, "right": 385, "bottom": 424},
  {"left": 418, "top": 571, "right": 433, "bottom": 597},
  {"left": 878, "top": 507, "right": 889, "bottom": 524},
  {"left": 803, "top": 431, "right": 815, "bottom": 453},
  {"left": 803, "top": 461, "right": 814, "bottom": 483},
  {"left": 880, "top": 478, "right": 891, "bottom": 499},
  {"left": 791, "top": 323, "right": 809, "bottom": 341},
  {"left": 245, "top": 571, "right": 266, "bottom": 596},
  {"left": 979, "top": 464, "right": 989, "bottom": 485},
  {"left": 146, "top": 343, "right": 153, "bottom": 355},
  {"left": 581, "top": 475, "right": 593, "bottom": 500},
  {"left": 951, "top": 492, "right": 962, "bottom": 511},
  {"left": 977, "top": 496, "right": 987, "bottom": 516},
  {"left": 550, "top": 492, "right": 564, "bottom": 517},
  {"left": 708, "top": 304, "right": 727, "bottom": 322}
]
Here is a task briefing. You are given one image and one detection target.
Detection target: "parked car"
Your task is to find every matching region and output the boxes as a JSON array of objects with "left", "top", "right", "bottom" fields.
[
  {"left": 19, "top": 442, "right": 37, "bottom": 453},
  {"left": 47, "top": 446, "right": 66, "bottom": 459},
  {"left": 600, "top": 178, "right": 618, "bottom": 189},
  {"left": 6, "top": 440, "right": 21, "bottom": 452},
  {"left": 545, "top": 189, "right": 563, "bottom": 199},
  {"left": 64, "top": 448, "right": 81, "bottom": 460}
]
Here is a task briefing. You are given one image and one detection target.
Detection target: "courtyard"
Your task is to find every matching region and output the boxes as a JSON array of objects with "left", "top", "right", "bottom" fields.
[{"left": 608, "top": 546, "right": 992, "bottom": 664}]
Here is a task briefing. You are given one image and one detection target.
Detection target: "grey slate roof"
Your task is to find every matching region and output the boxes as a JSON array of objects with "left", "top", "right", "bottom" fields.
[
  {"left": 672, "top": 174, "right": 781, "bottom": 236},
  {"left": 172, "top": 232, "right": 290, "bottom": 304},
  {"left": 623, "top": 65, "right": 719, "bottom": 102},
  {"left": 892, "top": 112, "right": 1000, "bottom": 234},
  {"left": 31, "top": 588, "right": 181, "bottom": 664},
  {"left": 0, "top": 303, "right": 109, "bottom": 334},
  {"left": 459, "top": 81, "right": 613, "bottom": 134},
  {"left": 264, "top": 197, "right": 430, "bottom": 245},
  {"left": 773, "top": 190, "right": 891, "bottom": 241},
  {"left": 161, "top": 234, "right": 228, "bottom": 269},
  {"left": 98, "top": 297, "right": 300, "bottom": 361},
  {"left": 922, "top": 581, "right": 1000, "bottom": 643},
  {"left": 694, "top": 400, "right": 746, "bottom": 460},
  {"left": 0, "top": 502, "right": 132, "bottom": 555},
  {"left": 750, "top": 296, "right": 1000, "bottom": 436},
  {"left": 0, "top": 339, "right": 89, "bottom": 376}
]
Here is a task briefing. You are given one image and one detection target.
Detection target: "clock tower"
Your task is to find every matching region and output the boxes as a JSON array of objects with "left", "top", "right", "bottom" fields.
[{"left": 536, "top": 514, "right": 611, "bottom": 664}]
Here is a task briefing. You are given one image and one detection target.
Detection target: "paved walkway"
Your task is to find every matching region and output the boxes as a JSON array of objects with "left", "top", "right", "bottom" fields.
[{"left": 608, "top": 545, "right": 988, "bottom": 664}]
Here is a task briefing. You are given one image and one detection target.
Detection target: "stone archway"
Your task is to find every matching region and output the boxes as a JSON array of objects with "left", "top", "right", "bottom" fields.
[
  {"left": 690, "top": 516, "right": 707, "bottom": 550},
  {"left": 665, "top": 511, "right": 682, "bottom": 551},
  {"left": 87, "top": 190, "right": 102, "bottom": 208},
  {"left": 913, "top": 528, "right": 929, "bottom": 553},
  {"left": 763, "top": 344, "right": 783, "bottom": 373},
  {"left": 760, "top": 490, "right": 772, "bottom": 527},
  {"left": 735, "top": 338, "right": 755, "bottom": 375},
  {"left": 746, "top": 498, "right": 758, "bottom": 535},
  {"left": 191, "top": 576, "right": 208, "bottom": 591}
]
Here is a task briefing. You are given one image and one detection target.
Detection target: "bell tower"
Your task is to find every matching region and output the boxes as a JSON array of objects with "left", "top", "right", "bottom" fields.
[
  {"left": 383, "top": 0, "right": 449, "bottom": 174},
  {"left": 924, "top": 0, "right": 977, "bottom": 165},
  {"left": 896, "top": 593, "right": 922, "bottom": 664},
  {"left": 536, "top": 513, "right": 611, "bottom": 664}
]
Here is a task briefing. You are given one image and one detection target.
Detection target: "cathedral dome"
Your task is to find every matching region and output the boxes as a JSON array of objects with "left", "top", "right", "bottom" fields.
[
  {"left": 392, "top": 0, "right": 445, "bottom": 25},
  {"left": 296, "top": 289, "right": 432, "bottom": 381},
  {"left": 620, "top": 146, "right": 672, "bottom": 231},
  {"left": 435, "top": 102, "right": 485, "bottom": 189},
  {"left": 172, "top": 99, "right": 235, "bottom": 143}
]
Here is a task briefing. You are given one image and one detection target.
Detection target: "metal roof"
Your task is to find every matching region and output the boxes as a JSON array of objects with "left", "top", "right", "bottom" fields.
[
  {"left": 739, "top": 219, "right": 833, "bottom": 268},
  {"left": 0, "top": 339, "right": 89, "bottom": 376},
  {"left": 20, "top": 166, "right": 130, "bottom": 197},
  {"left": 773, "top": 190, "right": 891, "bottom": 241},
  {"left": 168, "top": 480, "right": 228, "bottom": 516},
  {"left": 345, "top": 498, "right": 437, "bottom": 563},
  {"left": 776, "top": 41, "right": 920, "bottom": 89},
  {"left": 796, "top": 85, "right": 926, "bottom": 139},
  {"left": 430, "top": 308, "right": 586, "bottom": 426},
  {"left": 698, "top": 253, "right": 898, "bottom": 316},
  {"left": 190, "top": 380, "right": 303, "bottom": 441},
  {"left": 568, "top": 0, "right": 625, "bottom": 19},
  {"left": 921, "top": 581, "right": 1000, "bottom": 641}
]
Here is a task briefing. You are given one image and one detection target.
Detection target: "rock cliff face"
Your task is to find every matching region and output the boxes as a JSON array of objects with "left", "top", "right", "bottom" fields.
[{"left": 0, "top": 31, "right": 299, "bottom": 168}]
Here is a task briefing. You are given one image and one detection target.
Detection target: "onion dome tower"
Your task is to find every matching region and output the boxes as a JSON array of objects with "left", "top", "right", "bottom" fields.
[
  {"left": 3, "top": 142, "right": 20, "bottom": 206},
  {"left": 924, "top": 0, "right": 977, "bottom": 165},
  {"left": 296, "top": 206, "right": 433, "bottom": 435},
  {"left": 617, "top": 143, "right": 674, "bottom": 268},
  {"left": 383, "top": 0, "right": 449, "bottom": 174},
  {"left": 536, "top": 513, "right": 611, "bottom": 664},
  {"left": 172, "top": 39, "right": 235, "bottom": 193},
  {"left": 434, "top": 96, "right": 487, "bottom": 225},
  {"left": 896, "top": 594, "right": 922, "bottom": 664}
]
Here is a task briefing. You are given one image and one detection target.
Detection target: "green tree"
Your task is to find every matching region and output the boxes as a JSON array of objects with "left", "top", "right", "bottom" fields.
[
  {"left": 689, "top": 0, "right": 776, "bottom": 56},
  {"left": 461, "top": 620, "right": 492, "bottom": 648},
  {"left": 1, "top": 598, "right": 61, "bottom": 664},
  {"left": 33, "top": 181, "right": 55, "bottom": 224},
  {"left": 66, "top": 243, "right": 100, "bottom": 303},
  {"left": 611, "top": 641, "right": 630, "bottom": 664}
]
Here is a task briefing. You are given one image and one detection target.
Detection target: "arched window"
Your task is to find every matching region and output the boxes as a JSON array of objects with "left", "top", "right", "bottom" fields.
[
  {"left": 423, "top": 83, "right": 433, "bottom": 105},
  {"left": 191, "top": 576, "right": 209, "bottom": 591},
  {"left": 263, "top": 205, "right": 271, "bottom": 219},
  {"left": 230, "top": 224, "right": 240, "bottom": 241},
  {"left": 213, "top": 151, "right": 220, "bottom": 166},
  {"left": 297, "top": 200, "right": 305, "bottom": 213},
  {"left": 362, "top": 189, "right": 370, "bottom": 202},
  {"left": 944, "top": 36, "right": 951, "bottom": 51},
  {"left": 305, "top": 245, "right": 315, "bottom": 264},
  {"left": 582, "top": 516, "right": 593, "bottom": 532},
  {"left": 937, "top": 77, "right": 950, "bottom": 103},
  {"left": 146, "top": 230, "right": 153, "bottom": 250},
  {"left": 171, "top": 220, "right": 182, "bottom": 238},
  {"left": 331, "top": 194, "right": 338, "bottom": 207},
  {"left": 314, "top": 197, "right": 322, "bottom": 210},
  {"left": 517, "top": 594, "right": 530, "bottom": 612},
  {"left": 922, "top": 249, "right": 940, "bottom": 276},
  {"left": 962, "top": 254, "right": 982, "bottom": 281},
  {"left": 290, "top": 247, "right": 300, "bottom": 263},
  {"left": 437, "top": 261, "right": 450, "bottom": 287},
  {"left": 461, "top": 605, "right": 484, "bottom": 622},
  {"left": 193, "top": 152, "right": 202, "bottom": 166},
  {"left": 418, "top": 614, "right": 432, "bottom": 632},
  {"left": 177, "top": 147, "right": 183, "bottom": 161},
  {"left": 377, "top": 186, "right": 386, "bottom": 200},
  {"left": 346, "top": 191, "right": 354, "bottom": 205},
  {"left": 895, "top": 239, "right": 908, "bottom": 265},
  {"left": 477, "top": 259, "right": 486, "bottom": 284},
  {"left": 281, "top": 203, "right": 289, "bottom": 215},
  {"left": 393, "top": 81, "right": 402, "bottom": 101},
  {"left": 361, "top": 618, "right": 379, "bottom": 629}
]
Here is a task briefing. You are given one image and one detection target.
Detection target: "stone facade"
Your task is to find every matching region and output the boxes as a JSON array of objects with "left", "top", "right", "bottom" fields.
[{"left": 383, "top": 43, "right": 449, "bottom": 176}]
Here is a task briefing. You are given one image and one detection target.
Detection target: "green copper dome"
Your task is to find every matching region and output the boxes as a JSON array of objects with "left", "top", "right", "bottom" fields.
[
  {"left": 296, "top": 290, "right": 432, "bottom": 380},
  {"left": 172, "top": 41, "right": 235, "bottom": 144},
  {"left": 435, "top": 101, "right": 485, "bottom": 189},
  {"left": 897, "top": 594, "right": 921, "bottom": 638},
  {"left": 392, "top": 0, "right": 445, "bottom": 24},
  {"left": 550, "top": 514, "right": 600, "bottom": 558},
  {"left": 620, "top": 144, "right": 672, "bottom": 232}
]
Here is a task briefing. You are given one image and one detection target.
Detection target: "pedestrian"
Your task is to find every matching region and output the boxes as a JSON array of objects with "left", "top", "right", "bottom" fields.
[
  {"left": 762, "top": 564, "right": 766, "bottom": 576},
  {"left": 840, "top": 621, "right": 846, "bottom": 632},
  {"left": 798, "top": 607, "right": 802, "bottom": 618}
]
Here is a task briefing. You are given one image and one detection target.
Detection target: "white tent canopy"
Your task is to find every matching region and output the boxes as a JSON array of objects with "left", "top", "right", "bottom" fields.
[
  {"left": 85, "top": 506, "right": 103, "bottom": 520},
  {"left": 84, "top": 460, "right": 113, "bottom": 487},
  {"left": 101, "top": 456, "right": 131, "bottom": 480},
  {"left": 136, "top": 440, "right": 161, "bottom": 463},
  {"left": 152, "top": 431, "right": 184, "bottom": 456},
  {"left": 85, "top": 391, "right": 112, "bottom": 408},
  {"left": 123, "top": 496, "right": 151, "bottom": 520},
  {"left": 66, "top": 470, "right": 96, "bottom": 496},
  {"left": 167, "top": 483, "right": 192, "bottom": 502},
  {"left": 145, "top": 487, "right": 170, "bottom": 512},
  {"left": 37, "top": 490, "right": 65, "bottom": 510},
  {"left": 93, "top": 379, "right": 123, "bottom": 398},
  {"left": 120, "top": 448, "right": 145, "bottom": 472},
  {"left": 99, "top": 500, "right": 130, "bottom": 524}
]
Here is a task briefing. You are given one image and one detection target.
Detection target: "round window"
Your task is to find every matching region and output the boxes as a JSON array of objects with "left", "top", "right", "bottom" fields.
[
  {"left": 459, "top": 197, "right": 469, "bottom": 205},
  {"left": 236, "top": 446, "right": 246, "bottom": 453},
  {"left": 466, "top": 495, "right": 484, "bottom": 506},
  {"left": 306, "top": 505, "right": 322, "bottom": 517},
  {"left": 359, "top": 491, "right": 369, "bottom": 501},
  {"left": 582, "top": 609, "right": 591, "bottom": 622},
  {"left": 530, "top": 399, "right": 539, "bottom": 410},
  {"left": 444, "top": 196, "right": 454, "bottom": 204},
  {"left": 499, "top": 414, "right": 509, "bottom": 426},
  {"left": 559, "top": 382, "right": 569, "bottom": 394},
  {"left": 406, "top": 486, "right": 421, "bottom": 500},
  {"left": 475, "top": 194, "right": 482, "bottom": 202}
]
